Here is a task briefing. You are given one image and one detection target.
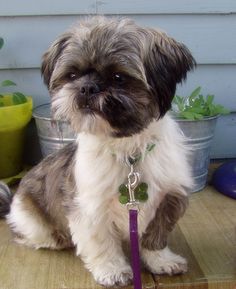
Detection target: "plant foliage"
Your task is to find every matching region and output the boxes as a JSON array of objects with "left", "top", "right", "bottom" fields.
[
  {"left": 172, "top": 86, "right": 229, "bottom": 120},
  {"left": 0, "top": 38, "right": 28, "bottom": 107}
]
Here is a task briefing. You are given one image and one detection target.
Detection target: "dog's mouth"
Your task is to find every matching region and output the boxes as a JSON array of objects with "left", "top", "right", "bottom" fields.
[
  {"left": 80, "top": 104, "right": 101, "bottom": 116},
  {"left": 77, "top": 92, "right": 108, "bottom": 116}
]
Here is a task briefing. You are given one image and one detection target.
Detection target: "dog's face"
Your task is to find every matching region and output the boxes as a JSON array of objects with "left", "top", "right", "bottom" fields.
[{"left": 42, "top": 17, "right": 195, "bottom": 137}]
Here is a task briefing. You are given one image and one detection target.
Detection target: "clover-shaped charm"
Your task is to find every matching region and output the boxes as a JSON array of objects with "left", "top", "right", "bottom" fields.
[{"left": 118, "top": 182, "right": 148, "bottom": 204}]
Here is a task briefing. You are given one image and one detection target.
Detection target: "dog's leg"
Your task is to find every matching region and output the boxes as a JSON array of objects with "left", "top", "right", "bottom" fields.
[
  {"left": 141, "top": 192, "right": 188, "bottom": 275},
  {"left": 141, "top": 246, "right": 187, "bottom": 275},
  {"left": 7, "top": 193, "right": 71, "bottom": 250},
  {"left": 69, "top": 208, "right": 133, "bottom": 287}
]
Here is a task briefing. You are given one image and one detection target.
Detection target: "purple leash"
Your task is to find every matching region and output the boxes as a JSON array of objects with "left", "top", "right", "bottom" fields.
[
  {"left": 122, "top": 155, "right": 145, "bottom": 289},
  {"left": 129, "top": 209, "right": 142, "bottom": 289},
  {"left": 119, "top": 147, "right": 155, "bottom": 288}
]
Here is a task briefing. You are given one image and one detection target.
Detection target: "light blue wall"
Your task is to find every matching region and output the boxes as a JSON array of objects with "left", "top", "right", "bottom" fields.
[{"left": 0, "top": 0, "right": 235, "bottom": 158}]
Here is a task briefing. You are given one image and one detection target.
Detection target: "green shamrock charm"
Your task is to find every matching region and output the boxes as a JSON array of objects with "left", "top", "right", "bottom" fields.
[
  {"left": 118, "top": 182, "right": 148, "bottom": 204},
  {"left": 134, "top": 182, "right": 148, "bottom": 201},
  {"left": 119, "top": 184, "right": 129, "bottom": 194},
  {"left": 119, "top": 194, "right": 129, "bottom": 204}
]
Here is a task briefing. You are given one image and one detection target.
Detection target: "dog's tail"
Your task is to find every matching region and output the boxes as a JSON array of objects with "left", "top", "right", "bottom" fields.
[{"left": 0, "top": 182, "right": 13, "bottom": 218}]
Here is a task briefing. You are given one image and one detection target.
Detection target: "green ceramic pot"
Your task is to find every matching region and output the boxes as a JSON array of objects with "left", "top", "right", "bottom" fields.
[{"left": 0, "top": 95, "right": 33, "bottom": 178}]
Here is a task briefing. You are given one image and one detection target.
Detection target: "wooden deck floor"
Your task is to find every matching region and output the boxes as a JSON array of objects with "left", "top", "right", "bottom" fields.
[{"left": 0, "top": 186, "right": 236, "bottom": 289}]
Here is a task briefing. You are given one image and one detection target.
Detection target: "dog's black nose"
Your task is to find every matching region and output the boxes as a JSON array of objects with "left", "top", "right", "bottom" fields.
[{"left": 80, "top": 83, "right": 100, "bottom": 97}]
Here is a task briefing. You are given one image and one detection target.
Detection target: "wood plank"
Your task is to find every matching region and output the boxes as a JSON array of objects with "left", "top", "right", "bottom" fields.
[
  {"left": 178, "top": 189, "right": 236, "bottom": 287},
  {"left": 197, "top": 187, "right": 236, "bottom": 246},
  {"left": 0, "top": 69, "right": 50, "bottom": 108},
  {"left": 1, "top": 0, "right": 236, "bottom": 16},
  {"left": 0, "top": 0, "right": 96, "bottom": 16},
  {"left": 0, "top": 15, "right": 236, "bottom": 70},
  {"left": 201, "top": 113, "right": 236, "bottom": 159},
  {"left": 0, "top": 67, "right": 235, "bottom": 159},
  {"left": 1, "top": 187, "right": 236, "bottom": 288},
  {"left": 1, "top": 65, "right": 236, "bottom": 110},
  {"left": 131, "top": 15, "right": 236, "bottom": 65},
  {"left": 1, "top": 65, "right": 236, "bottom": 111},
  {"left": 154, "top": 187, "right": 236, "bottom": 288},
  {"left": 179, "top": 191, "right": 236, "bottom": 277},
  {"left": 0, "top": 220, "right": 155, "bottom": 289},
  {"left": 154, "top": 226, "right": 208, "bottom": 289},
  {"left": 97, "top": 0, "right": 236, "bottom": 15}
]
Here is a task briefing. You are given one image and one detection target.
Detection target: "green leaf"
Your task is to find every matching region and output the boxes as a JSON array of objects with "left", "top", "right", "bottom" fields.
[
  {"left": 173, "top": 95, "right": 183, "bottom": 105},
  {"left": 187, "top": 107, "right": 205, "bottom": 114},
  {"left": 12, "top": 92, "right": 27, "bottom": 105},
  {"left": 179, "top": 111, "right": 193, "bottom": 119},
  {"left": 220, "top": 108, "right": 230, "bottom": 115},
  {"left": 172, "top": 86, "right": 229, "bottom": 119},
  {"left": 206, "top": 94, "right": 214, "bottom": 105},
  {"left": 212, "top": 105, "right": 230, "bottom": 115},
  {"left": 193, "top": 113, "right": 204, "bottom": 120},
  {"left": 189, "top": 86, "right": 201, "bottom": 99},
  {"left": 199, "top": 95, "right": 204, "bottom": 102},
  {"left": 173, "top": 95, "right": 185, "bottom": 112},
  {"left": 1, "top": 80, "right": 17, "bottom": 87},
  {"left": 0, "top": 102, "right": 4, "bottom": 107},
  {"left": 0, "top": 37, "right": 4, "bottom": 50},
  {"left": 180, "top": 111, "right": 203, "bottom": 120},
  {"left": 206, "top": 103, "right": 215, "bottom": 116}
]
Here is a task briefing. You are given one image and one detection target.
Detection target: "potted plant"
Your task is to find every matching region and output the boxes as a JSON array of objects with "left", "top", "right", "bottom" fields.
[
  {"left": 172, "top": 86, "right": 229, "bottom": 192},
  {"left": 0, "top": 37, "right": 32, "bottom": 179}
]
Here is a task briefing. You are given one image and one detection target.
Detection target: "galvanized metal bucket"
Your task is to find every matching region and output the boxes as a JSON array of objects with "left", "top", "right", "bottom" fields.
[
  {"left": 33, "top": 103, "right": 76, "bottom": 157},
  {"left": 176, "top": 116, "right": 218, "bottom": 193}
]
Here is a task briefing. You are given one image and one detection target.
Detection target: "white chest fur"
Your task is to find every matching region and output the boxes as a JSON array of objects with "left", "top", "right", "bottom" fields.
[{"left": 72, "top": 115, "right": 192, "bottom": 242}]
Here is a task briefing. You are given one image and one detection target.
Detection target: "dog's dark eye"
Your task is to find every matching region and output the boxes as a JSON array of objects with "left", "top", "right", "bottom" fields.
[
  {"left": 68, "top": 72, "right": 78, "bottom": 81},
  {"left": 113, "top": 73, "right": 125, "bottom": 84}
]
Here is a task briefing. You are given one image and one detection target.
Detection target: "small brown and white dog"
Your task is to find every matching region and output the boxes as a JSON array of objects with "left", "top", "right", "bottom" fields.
[{"left": 0, "top": 17, "right": 195, "bottom": 287}]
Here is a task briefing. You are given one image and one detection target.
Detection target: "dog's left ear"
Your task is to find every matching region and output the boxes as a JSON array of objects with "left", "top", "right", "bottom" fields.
[
  {"left": 41, "top": 33, "right": 72, "bottom": 89},
  {"left": 144, "top": 30, "right": 196, "bottom": 117}
]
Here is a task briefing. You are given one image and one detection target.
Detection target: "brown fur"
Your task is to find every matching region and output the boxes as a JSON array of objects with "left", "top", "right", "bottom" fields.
[
  {"left": 141, "top": 192, "right": 188, "bottom": 250},
  {"left": 0, "top": 182, "right": 12, "bottom": 218},
  {"left": 41, "top": 17, "right": 195, "bottom": 137},
  {"left": 13, "top": 142, "right": 77, "bottom": 237}
]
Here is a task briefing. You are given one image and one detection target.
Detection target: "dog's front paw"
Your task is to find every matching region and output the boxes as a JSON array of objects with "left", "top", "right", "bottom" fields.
[
  {"left": 93, "top": 263, "right": 133, "bottom": 287},
  {"left": 142, "top": 247, "right": 188, "bottom": 275}
]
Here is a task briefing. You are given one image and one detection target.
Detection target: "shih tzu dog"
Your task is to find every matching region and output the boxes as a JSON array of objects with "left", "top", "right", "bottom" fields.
[{"left": 0, "top": 16, "right": 195, "bottom": 287}]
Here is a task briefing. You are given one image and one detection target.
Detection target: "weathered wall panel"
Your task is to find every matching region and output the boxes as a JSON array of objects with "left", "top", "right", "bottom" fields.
[{"left": 0, "top": 0, "right": 235, "bottom": 157}]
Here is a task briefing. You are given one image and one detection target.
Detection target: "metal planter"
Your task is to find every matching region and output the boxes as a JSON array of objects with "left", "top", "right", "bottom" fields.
[
  {"left": 33, "top": 103, "right": 218, "bottom": 192},
  {"left": 33, "top": 104, "right": 76, "bottom": 157},
  {"left": 176, "top": 116, "right": 218, "bottom": 192}
]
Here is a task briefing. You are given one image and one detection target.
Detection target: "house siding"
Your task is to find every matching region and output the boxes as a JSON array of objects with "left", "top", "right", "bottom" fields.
[{"left": 0, "top": 0, "right": 235, "bottom": 158}]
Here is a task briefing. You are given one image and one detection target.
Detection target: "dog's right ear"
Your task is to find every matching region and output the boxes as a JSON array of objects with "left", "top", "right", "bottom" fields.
[
  {"left": 144, "top": 29, "right": 196, "bottom": 118},
  {"left": 41, "top": 33, "right": 72, "bottom": 88}
]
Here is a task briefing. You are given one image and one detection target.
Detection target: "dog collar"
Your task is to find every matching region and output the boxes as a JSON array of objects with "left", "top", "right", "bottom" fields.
[{"left": 126, "top": 143, "right": 156, "bottom": 165}]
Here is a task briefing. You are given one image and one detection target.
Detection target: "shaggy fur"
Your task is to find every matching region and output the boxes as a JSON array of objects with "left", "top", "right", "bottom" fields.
[{"left": 0, "top": 16, "right": 195, "bottom": 287}]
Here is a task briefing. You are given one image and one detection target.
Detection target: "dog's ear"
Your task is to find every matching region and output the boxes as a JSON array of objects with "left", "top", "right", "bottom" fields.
[
  {"left": 144, "top": 30, "right": 196, "bottom": 117},
  {"left": 41, "top": 33, "right": 72, "bottom": 88}
]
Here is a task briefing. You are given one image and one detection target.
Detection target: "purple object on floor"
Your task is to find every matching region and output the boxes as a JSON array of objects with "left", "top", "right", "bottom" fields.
[{"left": 212, "top": 161, "right": 236, "bottom": 199}]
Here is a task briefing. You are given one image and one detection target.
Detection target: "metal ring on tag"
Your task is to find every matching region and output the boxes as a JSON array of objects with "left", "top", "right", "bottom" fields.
[
  {"left": 126, "top": 202, "right": 140, "bottom": 211},
  {"left": 125, "top": 155, "right": 136, "bottom": 166},
  {"left": 128, "top": 172, "right": 140, "bottom": 190}
]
